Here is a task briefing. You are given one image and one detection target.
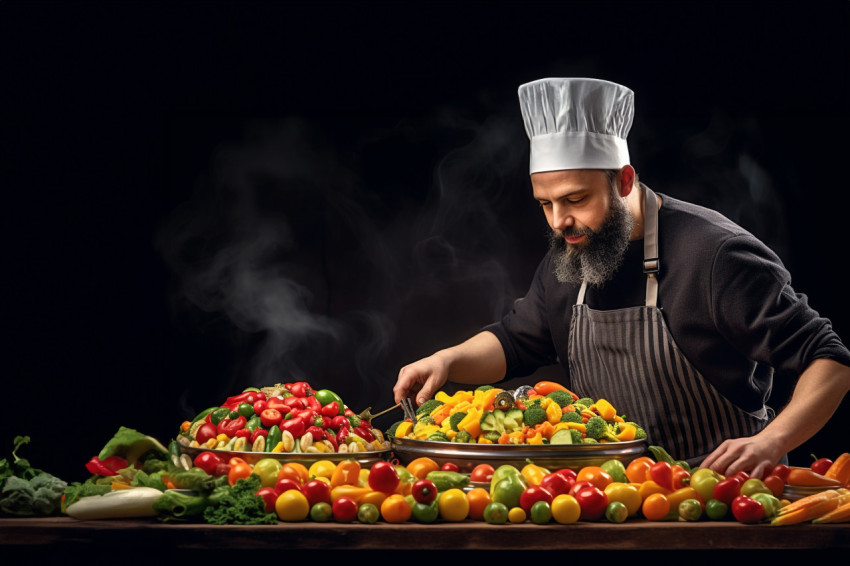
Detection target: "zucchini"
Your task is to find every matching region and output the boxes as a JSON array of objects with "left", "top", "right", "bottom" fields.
[{"left": 550, "top": 429, "right": 576, "bottom": 445}]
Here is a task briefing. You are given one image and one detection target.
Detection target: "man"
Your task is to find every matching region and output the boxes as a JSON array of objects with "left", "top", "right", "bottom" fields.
[{"left": 393, "top": 77, "right": 850, "bottom": 477}]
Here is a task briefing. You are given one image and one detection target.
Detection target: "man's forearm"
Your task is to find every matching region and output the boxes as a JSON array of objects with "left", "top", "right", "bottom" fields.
[{"left": 436, "top": 331, "right": 507, "bottom": 386}]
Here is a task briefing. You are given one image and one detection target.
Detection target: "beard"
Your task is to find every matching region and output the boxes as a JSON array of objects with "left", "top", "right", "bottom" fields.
[{"left": 549, "top": 190, "right": 634, "bottom": 287}]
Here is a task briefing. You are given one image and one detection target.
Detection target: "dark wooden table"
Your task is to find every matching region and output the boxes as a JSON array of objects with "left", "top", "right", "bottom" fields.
[{"left": 1, "top": 517, "right": 847, "bottom": 562}]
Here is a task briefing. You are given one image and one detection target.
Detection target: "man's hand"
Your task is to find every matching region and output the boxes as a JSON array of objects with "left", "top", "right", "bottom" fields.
[
  {"left": 393, "top": 354, "right": 450, "bottom": 406},
  {"left": 699, "top": 436, "right": 785, "bottom": 479}
]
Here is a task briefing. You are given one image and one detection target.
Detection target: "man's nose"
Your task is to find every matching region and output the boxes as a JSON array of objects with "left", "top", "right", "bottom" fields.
[{"left": 552, "top": 204, "right": 574, "bottom": 231}]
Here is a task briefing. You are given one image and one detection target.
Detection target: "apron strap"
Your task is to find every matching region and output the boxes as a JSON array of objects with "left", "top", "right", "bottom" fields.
[
  {"left": 576, "top": 184, "right": 660, "bottom": 307},
  {"left": 643, "top": 186, "right": 660, "bottom": 308}
]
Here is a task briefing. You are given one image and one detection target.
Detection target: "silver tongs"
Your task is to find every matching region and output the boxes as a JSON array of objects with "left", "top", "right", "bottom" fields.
[{"left": 400, "top": 397, "right": 418, "bottom": 424}]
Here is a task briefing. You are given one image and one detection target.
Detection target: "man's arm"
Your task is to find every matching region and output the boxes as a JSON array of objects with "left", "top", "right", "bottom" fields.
[
  {"left": 393, "top": 331, "right": 507, "bottom": 405},
  {"left": 700, "top": 358, "right": 850, "bottom": 478}
]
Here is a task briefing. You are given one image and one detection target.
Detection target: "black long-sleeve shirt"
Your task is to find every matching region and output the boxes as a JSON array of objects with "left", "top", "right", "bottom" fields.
[{"left": 486, "top": 191, "right": 850, "bottom": 414}]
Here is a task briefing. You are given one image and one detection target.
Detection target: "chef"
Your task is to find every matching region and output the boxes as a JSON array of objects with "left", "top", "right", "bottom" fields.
[{"left": 393, "top": 77, "right": 850, "bottom": 477}]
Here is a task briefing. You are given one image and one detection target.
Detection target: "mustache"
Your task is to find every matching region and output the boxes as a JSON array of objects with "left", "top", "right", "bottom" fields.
[{"left": 553, "top": 226, "right": 595, "bottom": 239}]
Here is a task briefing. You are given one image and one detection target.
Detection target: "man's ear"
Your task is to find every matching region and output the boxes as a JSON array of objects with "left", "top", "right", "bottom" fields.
[{"left": 619, "top": 165, "right": 635, "bottom": 197}]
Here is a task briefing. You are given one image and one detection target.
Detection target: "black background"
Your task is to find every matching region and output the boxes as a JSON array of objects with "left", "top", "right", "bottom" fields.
[{"left": 2, "top": 1, "right": 848, "bottom": 483}]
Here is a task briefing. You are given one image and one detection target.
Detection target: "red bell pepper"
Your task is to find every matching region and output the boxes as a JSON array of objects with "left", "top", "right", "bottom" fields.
[
  {"left": 280, "top": 416, "right": 306, "bottom": 438},
  {"left": 193, "top": 451, "right": 225, "bottom": 475},
  {"left": 250, "top": 428, "right": 268, "bottom": 444},
  {"left": 282, "top": 396, "right": 306, "bottom": 410},
  {"left": 329, "top": 415, "right": 348, "bottom": 430},
  {"left": 304, "top": 395, "right": 322, "bottom": 412},
  {"left": 85, "top": 456, "right": 128, "bottom": 476},
  {"left": 216, "top": 415, "right": 247, "bottom": 437},
  {"left": 353, "top": 426, "right": 375, "bottom": 442},
  {"left": 305, "top": 425, "right": 325, "bottom": 442}
]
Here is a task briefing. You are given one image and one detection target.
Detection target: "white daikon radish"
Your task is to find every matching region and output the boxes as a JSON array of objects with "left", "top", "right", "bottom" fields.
[{"left": 65, "top": 487, "right": 163, "bottom": 520}]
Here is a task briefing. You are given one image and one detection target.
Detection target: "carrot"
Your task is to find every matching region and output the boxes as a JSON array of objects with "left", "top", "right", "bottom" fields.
[
  {"left": 772, "top": 490, "right": 846, "bottom": 525},
  {"left": 786, "top": 466, "right": 843, "bottom": 487},
  {"left": 824, "top": 452, "right": 850, "bottom": 486},
  {"left": 812, "top": 500, "right": 850, "bottom": 524}
]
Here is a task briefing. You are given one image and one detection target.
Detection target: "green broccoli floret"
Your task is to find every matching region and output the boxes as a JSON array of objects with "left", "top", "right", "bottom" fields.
[
  {"left": 600, "top": 423, "right": 622, "bottom": 443},
  {"left": 581, "top": 437, "right": 599, "bottom": 444},
  {"left": 545, "top": 390, "right": 572, "bottom": 408},
  {"left": 560, "top": 411, "right": 584, "bottom": 424},
  {"left": 384, "top": 420, "right": 404, "bottom": 437},
  {"left": 453, "top": 430, "right": 474, "bottom": 443},
  {"left": 448, "top": 411, "right": 467, "bottom": 432},
  {"left": 416, "top": 399, "right": 444, "bottom": 416},
  {"left": 625, "top": 422, "right": 647, "bottom": 440},
  {"left": 346, "top": 415, "right": 362, "bottom": 428},
  {"left": 426, "top": 431, "right": 450, "bottom": 442},
  {"left": 584, "top": 416, "right": 608, "bottom": 440},
  {"left": 576, "top": 397, "right": 594, "bottom": 408},
  {"left": 522, "top": 404, "right": 547, "bottom": 427},
  {"left": 475, "top": 385, "right": 495, "bottom": 392},
  {"left": 416, "top": 415, "right": 436, "bottom": 426},
  {"left": 568, "top": 429, "right": 584, "bottom": 444}
]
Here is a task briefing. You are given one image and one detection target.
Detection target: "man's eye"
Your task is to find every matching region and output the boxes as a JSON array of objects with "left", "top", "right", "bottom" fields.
[
  {"left": 567, "top": 197, "right": 584, "bottom": 204},
  {"left": 538, "top": 202, "right": 551, "bottom": 208}
]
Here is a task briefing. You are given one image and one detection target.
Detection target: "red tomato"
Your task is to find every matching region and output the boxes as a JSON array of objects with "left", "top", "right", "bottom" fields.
[
  {"left": 731, "top": 494, "right": 765, "bottom": 523},
  {"left": 441, "top": 462, "right": 460, "bottom": 472},
  {"left": 519, "top": 485, "right": 554, "bottom": 513},
  {"left": 649, "top": 461, "right": 673, "bottom": 490},
  {"left": 811, "top": 456, "right": 833, "bottom": 476},
  {"left": 768, "top": 464, "right": 790, "bottom": 482},
  {"left": 539, "top": 471, "right": 574, "bottom": 496},
  {"left": 255, "top": 486, "right": 280, "bottom": 513},
  {"left": 568, "top": 480, "right": 595, "bottom": 497},
  {"left": 763, "top": 474, "right": 785, "bottom": 498},
  {"left": 713, "top": 477, "right": 742, "bottom": 504},
  {"left": 368, "top": 461, "right": 401, "bottom": 493},
  {"left": 261, "top": 408, "right": 283, "bottom": 428},
  {"left": 332, "top": 496, "right": 358, "bottom": 522},
  {"left": 274, "top": 478, "right": 302, "bottom": 494},
  {"left": 470, "top": 463, "right": 495, "bottom": 483},
  {"left": 252, "top": 399, "right": 268, "bottom": 415},
  {"left": 574, "top": 484, "right": 608, "bottom": 521},
  {"left": 195, "top": 423, "right": 219, "bottom": 445},
  {"left": 411, "top": 479, "right": 438, "bottom": 504},
  {"left": 301, "top": 479, "right": 332, "bottom": 506}
]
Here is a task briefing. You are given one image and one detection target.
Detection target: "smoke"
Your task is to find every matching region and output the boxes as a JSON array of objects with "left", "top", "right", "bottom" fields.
[{"left": 157, "top": 99, "right": 532, "bottom": 413}]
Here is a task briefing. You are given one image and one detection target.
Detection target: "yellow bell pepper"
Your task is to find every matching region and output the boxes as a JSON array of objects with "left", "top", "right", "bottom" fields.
[
  {"left": 545, "top": 402, "right": 562, "bottom": 425},
  {"left": 330, "top": 459, "right": 361, "bottom": 487},
  {"left": 395, "top": 421, "right": 413, "bottom": 438},
  {"left": 595, "top": 398, "right": 617, "bottom": 421},
  {"left": 478, "top": 436, "right": 494, "bottom": 444},
  {"left": 521, "top": 460, "right": 550, "bottom": 485},
  {"left": 615, "top": 423, "right": 636, "bottom": 441},
  {"left": 526, "top": 432, "right": 545, "bottom": 445}
]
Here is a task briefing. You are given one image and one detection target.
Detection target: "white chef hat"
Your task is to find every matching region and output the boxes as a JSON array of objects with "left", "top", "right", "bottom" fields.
[{"left": 518, "top": 78, "right": 634, "bottom": 174}]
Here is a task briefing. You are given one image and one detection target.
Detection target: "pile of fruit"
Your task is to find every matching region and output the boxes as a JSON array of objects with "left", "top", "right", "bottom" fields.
[
  {"left": 178, "top": 382, "right": 390, "bottom": 455},
  {"left": 387, "top": 381, "right": 645, "bottom": 445}
]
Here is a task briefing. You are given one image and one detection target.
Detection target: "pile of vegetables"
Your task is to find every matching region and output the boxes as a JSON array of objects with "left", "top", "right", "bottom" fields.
[
  {"left": 179, "top": 382, "right": 390, "bottom": 455},
  {"left": 0, "top": 436, "right": 67, "bottom": 516},
  {"left": 386, "top": 381, "right": 645, "bottom": 445}
]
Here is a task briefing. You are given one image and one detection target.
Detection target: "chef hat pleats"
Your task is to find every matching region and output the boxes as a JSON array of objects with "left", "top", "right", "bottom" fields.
[{"left": 518, "top": 78, "right": 634, "bottom": 174}]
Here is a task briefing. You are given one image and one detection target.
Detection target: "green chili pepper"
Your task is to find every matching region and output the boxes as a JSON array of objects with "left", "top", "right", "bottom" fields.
[{"left": 266, "top": 425, "right": 282, "bottom": 452}]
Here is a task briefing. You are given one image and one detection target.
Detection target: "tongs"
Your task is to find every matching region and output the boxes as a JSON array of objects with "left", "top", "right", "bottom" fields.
[{"left": 357, "top": 398, "right": 418, "bottom": 423}]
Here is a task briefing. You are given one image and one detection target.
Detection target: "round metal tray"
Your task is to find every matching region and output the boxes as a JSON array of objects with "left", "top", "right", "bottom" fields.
[
  {"left": 178, "top": 443, "right": 392, "bottom": 467},
  {"left": 782, "top": 484, "right": 839, "bottom": 502},
  {"left": 390, "top": 436, "right": 648, "bottom": 472}
]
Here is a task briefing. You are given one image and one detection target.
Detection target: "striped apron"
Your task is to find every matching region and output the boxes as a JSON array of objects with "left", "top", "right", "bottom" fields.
[{"left": 567, "top": 186, "right": 769, "bottom": 464}]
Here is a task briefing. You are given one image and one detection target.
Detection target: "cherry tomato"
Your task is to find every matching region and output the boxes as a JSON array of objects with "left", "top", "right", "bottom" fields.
[
  {"left": 519, "top": 485, "right": 554, "bottom": 513},
  {"left": 625, "top": 456, "right": 654, "bottom": 483},
  {"left": 368, "top": 461, "right": 401, "bottom": 493},
  {"left": 357, "top": 502, "right": 380, "bottom": 524},
  {"left": 648, "top": 461, "right": 673, "bottom": 490},
  {"left": 309, "top": 501, "right": 333, "bottom": 522},
  {"left": 810, "top": 455, "right": 833, "bottom": 476},
  {"left": 301, "top": 479, "right": 331, "bottom": 506},
  {"left": 470, "top": 463, "right": 495, "bottom": 483},
  {"left": 275, "top": 489, "right": 310, "bottom": 522},
  {"left": 483, "top": 501, "right": 509, "bottom": 524},
  {"left": 192, "top": 451, "right": 224, "bottom": 475},
  {"left": 441, "top": 462, "right": 460, "bottom": 472},
  {"left": 740, "top": 478, "right": 772, "bottom": 497},
  {"left": 573, "top": 484, "right": 608, "bottom": 521},
  {"left": 380, "top": 493, "right": 412, "bottom": 523},
  {"left": 568, "top": 480, "right": 596, "bottom": 497},
  {"left": 332, "top": 496, "right": 358, "bottom": 522},
  {"left": 576, "top": 466, "right": 613, "bottom": 491},
  {"left": 438, "top": 488, "right": 469, "bottom": 522},
  {"left": 195, "top": 423, "right": 219, "bottom": 445},
  {"left": 252, "top": 457, "right": 283, "bottom": 488},
  {"left": 605, "top": 500, "right": 629, "bottom": 523},
  {"left": 713, "top": 477, "right": 743, "bottom": 504},
  {"left": 260, "top": 408, "right": 283, "bottom": 428},
  {"left": 274, "top": 478, "right": 302, "bottom": 496},
  {"left": 763, "top": 474, "right": 785, "bottom": 498},
  {"left": 411, "top": 500, "right": 440, "bottom": 523},
  {"left": 768, "top": 463, "right": 791, "bottom": 482},
  {"left": 678, "top": 498, "right": 703, "bottom": 522},
  {"left": 466, "top": 487, "right": 492, "bottom": 521},
  {"left": 705, "top": 498, "right": 729, "bottom": 520},
  {"left": 411, "top": 479, "right": 438, "bottom": 504},
  {"left": 603, "top": 482, "right": 642, "bottom": 517},
  {"left": 530, "top": 500, "right": 553, "bottom": 524},
  {"left": 255, "top": 486, "right": 280, "bottom": 513},
  {"left": 731, "top": 494, "right": 765, "bottom": 523},
  {"left": 252, "top": 399, "right": 268, "bottom": 415},
  {"left": 641, "top": 492, "right": 671, "bottom": 521},
  {"left": 551, "top": 493, "right": 581, "bottom": 524}
]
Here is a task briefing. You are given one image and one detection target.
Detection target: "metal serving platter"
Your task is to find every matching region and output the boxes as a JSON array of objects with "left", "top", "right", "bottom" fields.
[
  {"left": 782, "top": 484, "right": 839, "bottom": 502},
  {"left": 390, "top": 436, "right": 648, "bottom": 473},
  {"left": 178, "top": 443, "right": 392, "bottom": 468}
]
